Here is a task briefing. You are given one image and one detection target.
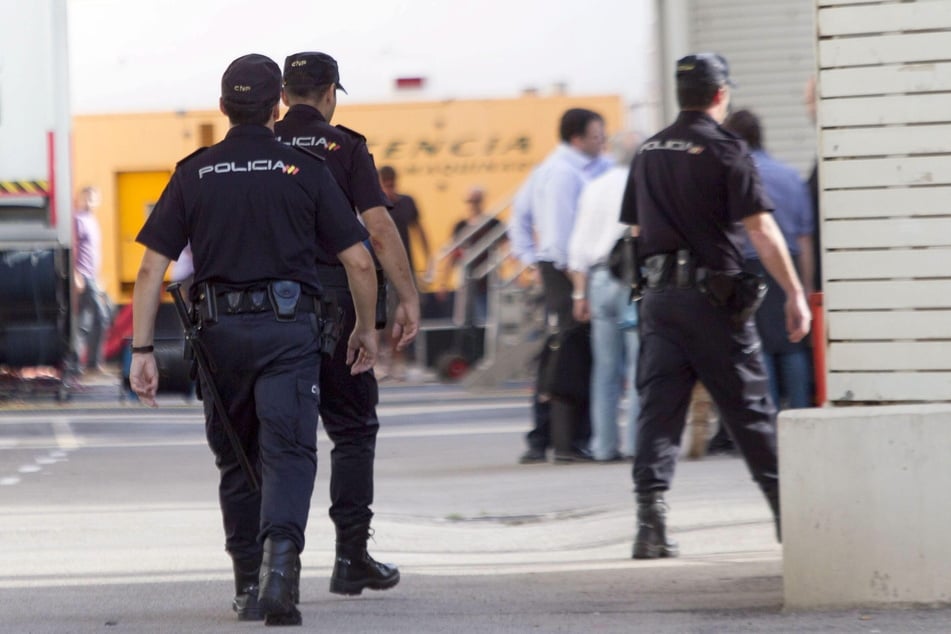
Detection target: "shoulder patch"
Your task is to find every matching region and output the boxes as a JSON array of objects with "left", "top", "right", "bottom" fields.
[
  {"left": 176, "top": 146, "right": 209, "bottom": 168},
  {"left": 335, "top": 124, "right": 367, "bottom": 143},
  {"left": 291, "top": 144, "right": 326, "bottom": 161}
]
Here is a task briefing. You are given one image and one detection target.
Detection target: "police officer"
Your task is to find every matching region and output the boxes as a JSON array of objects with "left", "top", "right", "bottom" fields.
[
  {"left": 619, "top": 53, "right": 810, "bottom": 558},
  {"left": 129, "top": 54, "right": 379, "bottom": 625},
  {"left": 275, "top": 51, "right": 418, "bottom": 596}
]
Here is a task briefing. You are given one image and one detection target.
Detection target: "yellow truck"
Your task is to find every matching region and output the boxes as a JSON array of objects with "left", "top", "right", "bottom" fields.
[{"left": 73, "top": 94, "right": 623, "bottom": 303}]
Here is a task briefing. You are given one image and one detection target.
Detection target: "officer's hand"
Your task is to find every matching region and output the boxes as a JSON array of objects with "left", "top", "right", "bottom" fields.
[
  {"left": 130, "top": 352, "right": 160, "bottom": 407},
  {"left": 391, "top": 300, "right": 420, "bottom": 350},
  {"left": 572, "top": 298, "right": 591, "bottom": 323},
  {"left": 347, "top": 327, "right": 378, "bottom": 375},
  {"left": 785, "top": 292, "right": 812, "bottom": 343}
]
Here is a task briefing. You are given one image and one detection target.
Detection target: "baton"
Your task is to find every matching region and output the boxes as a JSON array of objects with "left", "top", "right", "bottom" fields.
[{"left": 167, "top": 282, "right": 260, "bottom": 492}]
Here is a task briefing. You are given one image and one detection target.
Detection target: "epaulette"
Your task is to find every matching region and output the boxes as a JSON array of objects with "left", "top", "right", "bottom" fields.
[
  {"left": 334, "top": 124, "right": 367, "bottom": 143},
  {"left": 176, "top": 146, "right": 209, "bottom": 168},
  {"left": 290, "top": 144, "right": 326, "bottom": 161}
]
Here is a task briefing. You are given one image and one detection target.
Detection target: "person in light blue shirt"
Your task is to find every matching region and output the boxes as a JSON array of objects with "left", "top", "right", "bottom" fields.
[
  {"left": 508, "top": 108, "right": 612, "bottom": 464},
  {"left": 725, "top": 109, "right": 815, "bottom": 410}
]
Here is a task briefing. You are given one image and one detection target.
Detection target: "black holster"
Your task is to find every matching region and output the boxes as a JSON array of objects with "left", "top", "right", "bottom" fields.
[
  {"left": 319, "top": 296, "right": 344, "bottom": 356},
  {"left": 608, "top": 235, "right": 645, "bottom": 302},
  {"left": 698, "top": 271, "right": 767, "bottom": 328}
]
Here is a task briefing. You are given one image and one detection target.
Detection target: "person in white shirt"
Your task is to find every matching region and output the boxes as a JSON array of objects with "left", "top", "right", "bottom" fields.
[
  {"left": 508, "top": 108, "right": 612, "bottom": 463},
  {"left": 568, "top": 132, "right": 641, "bottom": 462}
]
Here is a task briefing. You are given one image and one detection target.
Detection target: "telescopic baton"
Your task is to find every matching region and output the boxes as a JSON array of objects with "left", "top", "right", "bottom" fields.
[{"left": 167, "top": 282, "right": 260, "bottom": 492}]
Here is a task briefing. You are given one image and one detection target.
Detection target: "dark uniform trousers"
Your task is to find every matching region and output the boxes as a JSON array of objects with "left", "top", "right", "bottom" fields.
[
  {"left": 200, "top": 310, "right": 321, "bottom": 561},
  {"left": 318, "top": 265, "right": 380, "bottom": 531},
  {"left": 634, "top": 286, "right": 778, "bottom": 494}
]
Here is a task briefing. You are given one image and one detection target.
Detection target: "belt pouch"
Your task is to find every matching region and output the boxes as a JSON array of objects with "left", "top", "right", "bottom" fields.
[
  {"left": 645, "top": 255, "right": 672, "bottom": 289},
  {"left": 197, "top": 282, "right": 218, "bottom": 325},
  {"left": 675, "top": 248, "right": 695, "bottom": 288},
  {"left": 268, "top": 280, "right": 301, "bottom": 321}
]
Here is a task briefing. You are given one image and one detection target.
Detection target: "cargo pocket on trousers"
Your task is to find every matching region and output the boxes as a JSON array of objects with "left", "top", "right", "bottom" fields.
[{"left": 295, "top": 377, "right": 320, "bottom": 449}]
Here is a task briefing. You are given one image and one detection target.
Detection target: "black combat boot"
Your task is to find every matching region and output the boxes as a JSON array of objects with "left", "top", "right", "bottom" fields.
[
  {"left": 765, "top": 488, "right": 781, "bottom": 543},
  {"left": 232, "top": 557, "right": 263, "bottom": 621},
  {"left": 258, "top": 536, "right": 302, "bottom": 626},
  {"left": 290, "top": 554, "right": 301, "bottom": 604},
  {"left": 329, "top": 524, "right": 400, "bottom": 595},
  {"left": 632, "top": 491, "right": 679, "bottom": 559}
]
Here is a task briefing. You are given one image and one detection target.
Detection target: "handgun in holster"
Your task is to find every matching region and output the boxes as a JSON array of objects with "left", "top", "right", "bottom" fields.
[
  {"left": 625, "top": 237, "right": 645, "bottom": 302},
  {"left": 319, "top": 295, "right": 344, "bottom": 356}
]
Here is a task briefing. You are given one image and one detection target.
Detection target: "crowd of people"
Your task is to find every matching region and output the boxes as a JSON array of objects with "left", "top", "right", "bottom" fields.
[{"left": 119, "top": 47, "right": 819, "bottom": 625}]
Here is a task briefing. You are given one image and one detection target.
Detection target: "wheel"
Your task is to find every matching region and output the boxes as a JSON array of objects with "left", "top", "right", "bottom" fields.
[{"left": 436, "top": 353, "right": 470, "bottom": 382}]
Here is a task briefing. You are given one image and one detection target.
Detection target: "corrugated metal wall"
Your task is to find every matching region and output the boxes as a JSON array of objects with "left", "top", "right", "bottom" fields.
[{"left": 688, "top": 0, "right": 817, "bottom": 176}]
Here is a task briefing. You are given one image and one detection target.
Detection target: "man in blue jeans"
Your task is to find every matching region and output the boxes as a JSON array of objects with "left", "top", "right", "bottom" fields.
[
  {"left": 568, "top": 132, "right": 641, "bottom": 462},
  {"left": 724, "top": 109, "right": 815, "bottom": 409}
]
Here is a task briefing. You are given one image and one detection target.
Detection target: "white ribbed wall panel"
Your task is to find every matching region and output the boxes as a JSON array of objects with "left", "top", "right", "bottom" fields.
[{"left": 817, "top": 0, "right": 951, "bottom": 403}]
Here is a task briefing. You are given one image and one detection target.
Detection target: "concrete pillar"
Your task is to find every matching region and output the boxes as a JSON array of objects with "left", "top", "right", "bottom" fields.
[{"left": 779, "top": 405, "right": 951, "bottom": 608}]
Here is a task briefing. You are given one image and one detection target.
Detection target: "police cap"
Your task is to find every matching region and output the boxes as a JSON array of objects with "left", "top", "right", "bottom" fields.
[
  {"left": 221, "top": 54, "right": 282, "bottom": 106},
  {"left": 676, "top": 53, "right": 735, "bottom": 88},
  {"left": 283, "top": 52, "right": 348, "bottom": 94}
]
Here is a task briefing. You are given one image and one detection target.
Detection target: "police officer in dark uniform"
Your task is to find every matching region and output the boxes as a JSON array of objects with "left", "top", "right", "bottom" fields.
[
  {"left": 619, "top": 53, "right": 811, "bottom": 558},
  {"left": 275, "top": 51, "right": 418, "bottom": 596},
  {"left": 129, "top": 54, "right": 379, "bottom": 625}
]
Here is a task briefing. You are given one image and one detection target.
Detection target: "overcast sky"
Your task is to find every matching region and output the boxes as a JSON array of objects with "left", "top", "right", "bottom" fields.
[{"left": 67, "top": 0, "right": 657, "bottom": 114}]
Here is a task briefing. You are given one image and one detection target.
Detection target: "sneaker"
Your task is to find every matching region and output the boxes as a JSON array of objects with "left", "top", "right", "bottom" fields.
[
  {"left": 552, "top": 448, "right": 594, "bottom": 464},
  {"left": 594, "top": 452, "right": 626, "bottom": 463}
]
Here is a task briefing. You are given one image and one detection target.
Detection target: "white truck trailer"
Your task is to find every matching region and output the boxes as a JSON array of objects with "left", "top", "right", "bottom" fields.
[{"left": 0, "top": 0, "right": 74, "bottom": 392}]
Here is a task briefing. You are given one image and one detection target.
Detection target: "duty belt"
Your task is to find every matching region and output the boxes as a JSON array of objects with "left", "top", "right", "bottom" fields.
[
  {"left": 215, "top": 289, "right": 320, "bottom": 315},
  {"left": 644, "top": 248, "right": 711, "bottom": 289},
  {"left": 195, "top": 281, "right": 321, "bottom": 325}
]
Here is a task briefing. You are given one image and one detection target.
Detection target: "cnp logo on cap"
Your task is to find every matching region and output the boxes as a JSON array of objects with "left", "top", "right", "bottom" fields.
[
  {"left": 221, "top": 53, "right": 282, "bottom": 105},
  {"left": 282, "top": 52, "right": 347, "bottom": 94}
]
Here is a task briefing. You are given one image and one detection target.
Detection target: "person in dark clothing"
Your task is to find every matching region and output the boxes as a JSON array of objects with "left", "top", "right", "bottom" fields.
[
  {"left": 724, "top": 108, "right": 815, "bottom": 409},
  {"left": 619, "top": 53, "right": 810, "bottom": 558},
  {"left": 378, "top": 165, "right": 433, "bottom": 284},
  {"left": 378, "top": 164, "right": 432, "bottom": 378},
  {"left": 276, "top": 51, "right": 418, "bottom": 597},
  {"left": 129, "top": 54, "right": 378, "bottom": 625}
]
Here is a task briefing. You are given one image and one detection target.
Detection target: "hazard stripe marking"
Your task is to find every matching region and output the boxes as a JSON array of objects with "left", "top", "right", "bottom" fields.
[{"left": 0, "top": 180, "right": 50, "bottom": 196}]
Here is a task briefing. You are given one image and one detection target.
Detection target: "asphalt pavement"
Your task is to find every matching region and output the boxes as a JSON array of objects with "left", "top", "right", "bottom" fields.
[{"left": 0, "top": 371, "right": 949, "bottom": 632}]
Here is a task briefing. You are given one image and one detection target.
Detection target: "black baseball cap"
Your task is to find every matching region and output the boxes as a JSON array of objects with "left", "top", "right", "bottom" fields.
[
  {"left": 220, "top": 54, "right": 282, "bottom": 105},
  {"left": 283, "top": 52, "right": 348, "bottom": 94},
  {"left": 676, "top": 53, "right": 735, "bottom": 88}
]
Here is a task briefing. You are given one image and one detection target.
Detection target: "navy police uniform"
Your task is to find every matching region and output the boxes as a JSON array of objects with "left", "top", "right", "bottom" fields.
[
  {"left": 136, "top": 57, "right": 368, "bottom": 573},
  {"left": 275, "top": 92, "right": 388, "bottom": 535},
  {"left": 620, "top": 54, "right": 779, "bottom": 552},
  {"left": 276, "top": 51, "right": 401, "bottom": 597}
]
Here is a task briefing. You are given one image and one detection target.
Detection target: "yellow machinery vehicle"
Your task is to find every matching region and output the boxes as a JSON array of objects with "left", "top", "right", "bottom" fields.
[{"left": 73, "top": 94, "right": 623, "bottom": 304}]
